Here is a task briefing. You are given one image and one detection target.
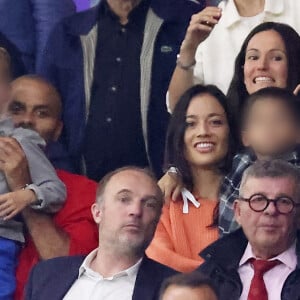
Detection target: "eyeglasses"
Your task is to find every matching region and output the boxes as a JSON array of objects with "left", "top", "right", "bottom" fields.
[{"left": 239, "top": 194, "right": 300, "bottom": 214}]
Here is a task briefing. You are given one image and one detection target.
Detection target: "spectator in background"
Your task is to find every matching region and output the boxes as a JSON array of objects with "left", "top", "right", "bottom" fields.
[
  {"left": 0, "top": 0, "right": 75, "bottom": 72},
  {"left": 168, "top": 0, "right": 300, "bottom": 111},
  {"left": 227, "top": 22, "right": 300, "bottom": 121},
  {"left": 0, "top": 50, "right": 66, "bottom": 299},
  {"left": 38, "top": 0, "right": 203, "bottom": 181},
  {"left": 6, "top": 75, "right": 98, "bottom": 299},
  {"left": 146, "top": 85, "right": 236, "bottom": 272},
  {"left": 197, "top": 160, "right": 300, "bottom": 300},
  {"left": 25, "top": 167, "right": 176, "bottom": 300},
  {"left": 160, "top": 272, "right": 218, "bottom": 300}
]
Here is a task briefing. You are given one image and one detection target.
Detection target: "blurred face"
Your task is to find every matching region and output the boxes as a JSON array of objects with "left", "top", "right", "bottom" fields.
[
  {"left": 8, "top": 78, "right": 62, "bottom": 143},
  {"left": 92, "top": 170, "right": 162, "bottom": 256},
  {"left": 244, "top": 30, "right": 288, "bottom": 94},
  {"left": 242, "top": 98, "right": 299, "bottom": 158},
  {"left": 162, "top": 285, "right": 217, "bottom": 300},
  {"left": 184, "top": 94, "right": 229, "bottom": 169},
  {"left": 235, "top": 177, "right": 299, "bottom": 258}
]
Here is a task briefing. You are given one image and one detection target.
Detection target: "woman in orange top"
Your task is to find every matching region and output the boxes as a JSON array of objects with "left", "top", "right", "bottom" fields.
[{"left": 146, "top": 85, "right": 237, "bottom": 272}]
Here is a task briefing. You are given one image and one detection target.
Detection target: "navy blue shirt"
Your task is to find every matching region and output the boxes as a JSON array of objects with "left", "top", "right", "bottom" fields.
[{"left": 83, "top": 0, "right": 149, "bottom": 181}]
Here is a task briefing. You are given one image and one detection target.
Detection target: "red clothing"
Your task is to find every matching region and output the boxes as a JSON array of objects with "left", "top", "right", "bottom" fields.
[{"left": 15, "top": 170, "right": 98, "bottom": 300}]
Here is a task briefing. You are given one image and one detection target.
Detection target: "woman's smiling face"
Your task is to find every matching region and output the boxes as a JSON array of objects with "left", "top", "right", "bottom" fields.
[
  {"left": 244, "top": 29, "right": 288, "bottom": 94},
  {"left": 183, "top": 93, "right": 229, "bottom": 169}
]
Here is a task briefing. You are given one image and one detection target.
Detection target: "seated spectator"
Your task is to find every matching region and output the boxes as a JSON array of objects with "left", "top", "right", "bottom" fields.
[
  {"left": 5, "top": 75, "right": 98, "bottom": 299},
  {"left": 37, "top": 0, "right": 202, "bottom": 180},
  {"left": 25, "top": 167, "right": 176, "bottom": 300},
  {"left": 168, "top": 0, "right": 300, "bottom": 110},
  {"left": 197, "top": 159, "right": 300, "bottom": 300},
  {"left": 159, "top": 272, "right": 218, "bottom": 300},
  {"left": 0, "top": 0, "right": 75, "bottom": 72},
  {"left": 219, "top": 87, "right": 300, "bottom": 235},
  {"left": 146, "top": 85, "right": 236, "bottom": 272},
  {"left": 0, "top": 53, "right": 66, "bottom": 299}
]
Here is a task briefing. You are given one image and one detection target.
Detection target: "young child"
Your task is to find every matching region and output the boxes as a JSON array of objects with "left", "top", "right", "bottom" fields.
[
  {"left": 219, "top": 87, "right": 300, "bottom": 235},
  {"left": 0, "top": 48, "right": 66, "bottom": 298}
]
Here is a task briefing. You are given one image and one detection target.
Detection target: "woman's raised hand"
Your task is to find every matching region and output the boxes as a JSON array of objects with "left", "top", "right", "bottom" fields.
[{"left": 181, "top": 6, "right": 222, "bottom": 53}]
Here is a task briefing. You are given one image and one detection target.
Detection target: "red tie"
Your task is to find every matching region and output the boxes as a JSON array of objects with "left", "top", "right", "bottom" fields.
[{"left": 247, "top": 259, "right": 281, "bottom": 300}]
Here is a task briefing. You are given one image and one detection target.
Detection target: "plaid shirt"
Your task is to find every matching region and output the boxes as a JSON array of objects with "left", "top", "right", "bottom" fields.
[{"left": 218, "top": 149, "right": 300, "bottom": 236}]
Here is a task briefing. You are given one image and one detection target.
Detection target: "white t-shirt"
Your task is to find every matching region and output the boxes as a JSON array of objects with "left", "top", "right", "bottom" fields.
[{"left": 193, "top": 0, "right": 300, "bottom": 94}]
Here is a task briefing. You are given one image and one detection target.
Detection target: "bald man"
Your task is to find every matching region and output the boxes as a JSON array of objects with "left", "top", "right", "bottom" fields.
[
  {"left": 5, "top": 75, "right": 99, "bottom": 299},
  {"left": 10, "top": 75, "right": 63, "bottom": 143},
  {"left": 9, "top": 74, "right": 73, "bottom": 171}
]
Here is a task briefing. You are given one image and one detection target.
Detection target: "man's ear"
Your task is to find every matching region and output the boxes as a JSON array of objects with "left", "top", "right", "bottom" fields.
[
  {"left": 233, "top": 200, "right": 242, "bottom": 225},
  {"left": 53, "top": 121, "right": 63, "bottom": 142},
  {"left": 241, "top": 130, "right": 250, "bottom": 147},
  {"left": 91, "top": 202, "right": 103, "bottom": 225}
]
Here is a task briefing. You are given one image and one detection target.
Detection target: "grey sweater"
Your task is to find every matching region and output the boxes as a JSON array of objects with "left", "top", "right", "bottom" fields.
[{"left": 0, "top": 118, "right": 66, "bottom": 243}]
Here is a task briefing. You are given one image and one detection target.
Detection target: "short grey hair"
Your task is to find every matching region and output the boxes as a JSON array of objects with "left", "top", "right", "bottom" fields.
[
  {"left": 95, "top": 166, "right": 164, "bottom": 208},
  {"left": 240, "top": 159, "right": 300, "bottom": 199}
]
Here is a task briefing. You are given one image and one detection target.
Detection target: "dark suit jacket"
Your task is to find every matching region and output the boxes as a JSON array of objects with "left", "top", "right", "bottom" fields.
[
  {"left": 25, "top": 255, "right": 177, "bottom": 300},
  {"left": 197, "top": 229, "right": 300, "bottom": 300}
]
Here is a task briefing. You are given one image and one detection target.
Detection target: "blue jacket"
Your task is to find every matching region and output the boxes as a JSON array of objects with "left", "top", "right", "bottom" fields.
[
  {"left": 197, "top": 229, "right": 300, "bottom": 300},
  {"left": 0, "top": 0, "right": 75, "bottom": 72},
  {"left": 38, "top": 0, "right": 203, "bottom": 177},
  {"left": 25, "top": 255, "right": 177, "bottom": 300}
]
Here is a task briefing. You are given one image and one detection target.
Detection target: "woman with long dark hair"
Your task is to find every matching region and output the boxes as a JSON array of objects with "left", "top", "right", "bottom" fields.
[
  {"left": 146, "top": 84, "right": 236, "bottom": 272},
  {"left": 227, "top": 22, "right": 300, "bottom": 122}
]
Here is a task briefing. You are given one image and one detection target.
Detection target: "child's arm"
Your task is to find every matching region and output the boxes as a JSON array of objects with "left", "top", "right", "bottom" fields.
[
  {"left": 0, "top": 189, "right": 36, "bottom": 220},
  {"left": 0, "top": 134, "right": 66, "bottom": 213},
  {"left": 18, "top": 135, "right": 66, "bottom": 213}
]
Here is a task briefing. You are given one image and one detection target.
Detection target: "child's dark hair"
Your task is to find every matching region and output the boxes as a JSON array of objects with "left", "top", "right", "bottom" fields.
[{"left": 242, "top": 87, "right": 300, "bottom": 129}]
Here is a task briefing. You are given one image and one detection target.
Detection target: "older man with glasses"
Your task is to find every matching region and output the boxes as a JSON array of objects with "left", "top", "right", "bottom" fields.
[{"left": 196, "top": 159, "right": 300, "bottom": 300}]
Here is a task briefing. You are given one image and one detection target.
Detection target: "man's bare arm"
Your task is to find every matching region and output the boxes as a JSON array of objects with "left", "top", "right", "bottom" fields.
[{"left": 22, "top": 208, "right": 70, "bottom": 260}]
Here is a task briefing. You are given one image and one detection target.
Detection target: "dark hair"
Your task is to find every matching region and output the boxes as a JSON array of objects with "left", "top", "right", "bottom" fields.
[
  {"left": 159, "top": 272, "right": 219, "bottom": 300},
  {"left": 165, "top": 84, "right": 237, "bottom": 190},
  {"left": 242, "top": 87, "right": 300, "bottom": 128},
  {"left": 227, "top": 22, "right": 300, "bottom": 122}
]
